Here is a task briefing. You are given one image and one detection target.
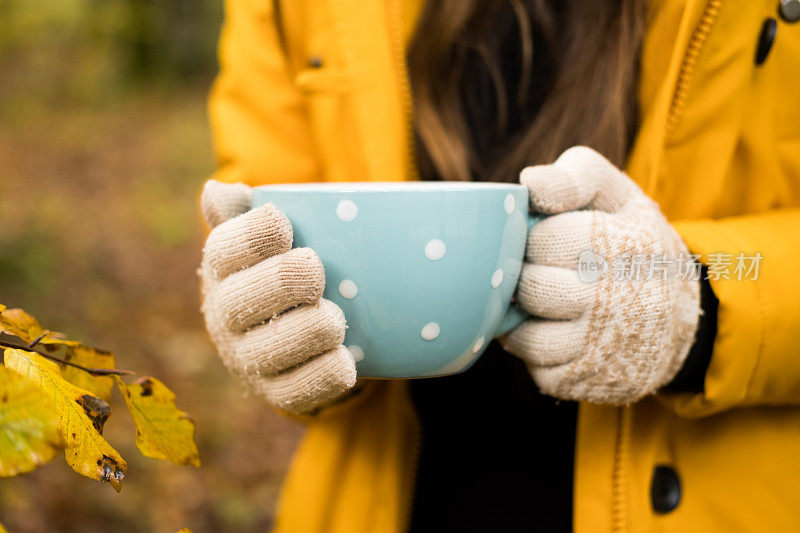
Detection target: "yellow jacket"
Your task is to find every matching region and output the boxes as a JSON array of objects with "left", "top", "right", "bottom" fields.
[{"left": 208, "top": 0, "right": 800, "bottom": 531}]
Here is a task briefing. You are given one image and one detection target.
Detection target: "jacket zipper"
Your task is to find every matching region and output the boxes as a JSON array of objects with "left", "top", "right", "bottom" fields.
[
  {"left": 610, "top": 4, "right": 725, "bottom": 530},
  {"left": 385, "top": 1, "right": 421, "bottom": 528},
  {"left": 665, "top": 0, "right": 723, "bottom": 132},
  {"left": 611, "top": 405, "right": 633, "bottom": 533},
  {"left": 385, "top": 0, "right": 423, "bottom": 528},
  {"left": 386, "top": 0, "right": 419, "bottom": 182}
]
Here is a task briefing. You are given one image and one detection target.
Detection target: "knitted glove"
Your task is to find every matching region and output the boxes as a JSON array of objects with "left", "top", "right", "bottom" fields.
[
  {"left": 503, "top": 147, "right": 701, "bottom": 404},
  {"left": 200, "top": 180, "right": 356, "bottom": 414}
]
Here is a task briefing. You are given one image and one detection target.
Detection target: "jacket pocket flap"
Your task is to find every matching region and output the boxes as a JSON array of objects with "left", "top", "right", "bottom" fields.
[{"left": 294, "top": 68, "right": 352, "bottom": 94}]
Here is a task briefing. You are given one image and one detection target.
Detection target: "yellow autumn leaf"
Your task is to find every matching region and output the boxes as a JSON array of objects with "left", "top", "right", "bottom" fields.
[
  {"left": 0, "top": 307, "right": 44, "bottom": 342},
  {"left": 3, "top": 348, "right": 127, "bottom": 491},
  {"left": 115, "top": 376, "right": 200, "bottom": 467},
  {"left": 0, "top": 366, "right": 63, "bottom": 476},
  {"left": 0, "top": 307, "right": 75, "bottom": 346},
  {"left": 37, "top": 343, "right": 116, "bottom": 402},
  {"left": 0, "top": 306, "right": 115, "bottom": 401}
]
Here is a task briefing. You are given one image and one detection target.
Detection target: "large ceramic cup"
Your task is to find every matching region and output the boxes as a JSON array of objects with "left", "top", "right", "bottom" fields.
[{"left": 252, "top": 182, "right": 537, "bottom": 378}]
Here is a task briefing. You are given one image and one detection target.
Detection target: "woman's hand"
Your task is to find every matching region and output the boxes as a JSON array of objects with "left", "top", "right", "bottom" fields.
[
  {"left": 199, "top": 180, "right": 356, "bottom": 414},
  {"left": 504, "top": 147, "right": 701, "bottom": 404}
]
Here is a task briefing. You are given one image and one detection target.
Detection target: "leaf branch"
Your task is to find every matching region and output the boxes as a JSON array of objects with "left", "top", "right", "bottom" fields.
[
  {"left": 0, "top": 332, "right": 134, "bottom": 377},
  {"left": 27, "top": 331, "right": 48, "bottom": 348}
]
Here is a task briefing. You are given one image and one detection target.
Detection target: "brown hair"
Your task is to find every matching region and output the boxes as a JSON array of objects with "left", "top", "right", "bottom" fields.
[{"left": 408, "top": 0, "right": 647, "bottom": 182}]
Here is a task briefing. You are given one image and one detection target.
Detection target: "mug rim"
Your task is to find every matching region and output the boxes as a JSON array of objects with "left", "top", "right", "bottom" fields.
[{"left": 254, "top": 181, "right": 526, "bottom": 192}]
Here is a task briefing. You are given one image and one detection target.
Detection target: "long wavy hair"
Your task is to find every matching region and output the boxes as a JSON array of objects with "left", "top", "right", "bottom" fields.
[{"left": 408, "top": 0, "right": 647, "bottom": 182}]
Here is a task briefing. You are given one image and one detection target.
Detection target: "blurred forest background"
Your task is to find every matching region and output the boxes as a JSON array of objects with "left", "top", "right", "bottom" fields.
[{"left": 0, "top": 1, "right": 302, "bottom": 531}]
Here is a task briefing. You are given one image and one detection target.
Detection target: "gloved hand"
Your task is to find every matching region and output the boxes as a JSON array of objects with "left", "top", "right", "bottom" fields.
[
  {"left": 503, "top": 147, "right": 701, "bottom": 404},
  {"left": 199, "top": 180, "right": 356, "bottom": 414}
]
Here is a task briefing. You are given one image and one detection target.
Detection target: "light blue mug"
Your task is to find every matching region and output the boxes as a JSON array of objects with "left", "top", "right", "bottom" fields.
[{"left": 252, "top": 182, "right": 538, "bottom": 378}]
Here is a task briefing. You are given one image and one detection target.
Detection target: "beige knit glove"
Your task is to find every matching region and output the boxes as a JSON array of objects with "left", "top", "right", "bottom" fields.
[
  {"left": 199, "top": 180, "right": 356, "bottom": 414},
  {"left": 503, "top": 147, "right": 701, "bottom": 404}
]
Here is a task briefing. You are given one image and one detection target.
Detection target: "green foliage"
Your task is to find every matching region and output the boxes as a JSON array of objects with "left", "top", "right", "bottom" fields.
[
  {"left": 0, "top": 0, "right": 222, "bottom": 111},
  {"left": 0, "top": 226, "right": 57, "bottom": 294}
]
